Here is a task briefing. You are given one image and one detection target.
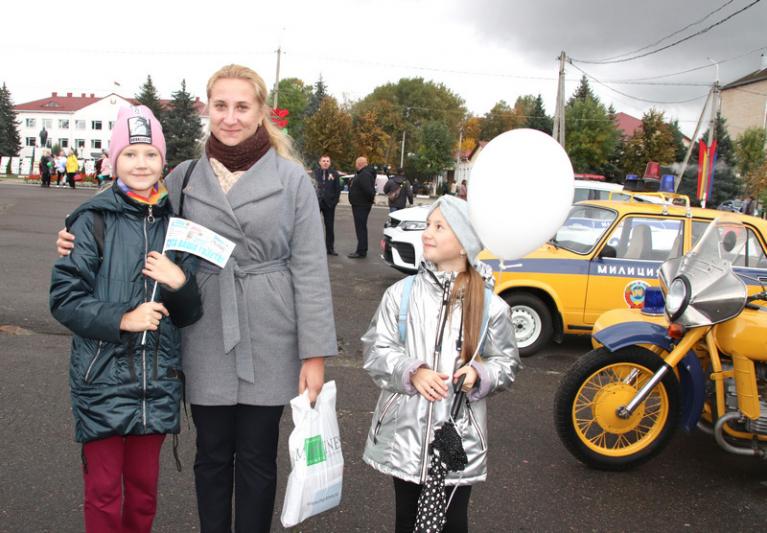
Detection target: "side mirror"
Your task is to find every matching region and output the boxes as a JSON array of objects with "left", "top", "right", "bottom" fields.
[{"left": 599, "top": 245, "right": 617, "bottom": 259}]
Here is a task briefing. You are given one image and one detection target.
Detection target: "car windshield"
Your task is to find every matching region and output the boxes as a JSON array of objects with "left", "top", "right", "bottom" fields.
[{"left": 551, "top": 205, "right": 617, "bottom": 254}]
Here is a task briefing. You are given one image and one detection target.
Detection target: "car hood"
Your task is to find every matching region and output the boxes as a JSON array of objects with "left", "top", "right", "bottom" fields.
[{"left": 390, "top": 204, "right": 431, "bottom": 222}]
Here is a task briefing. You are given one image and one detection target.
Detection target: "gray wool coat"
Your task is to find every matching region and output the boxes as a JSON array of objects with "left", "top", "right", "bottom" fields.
[{"left": 165, "top": 150, "right": 338, "bottom": 406}]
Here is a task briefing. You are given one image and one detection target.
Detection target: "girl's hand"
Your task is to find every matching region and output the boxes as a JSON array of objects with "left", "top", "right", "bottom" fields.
[
  {"left": 453, "top": 365, "right": 479, "bottom": 392},
  {"left": 412, "top": 368, "right": 449, "bottom": 402},
  {"left": 143, "top": 251, "right": 186, "bottom": 290},
  {"left": 299, "top": 357, "right": 325, "bottom": 404},
  {"left": 120, "top": 302, "right": 169, "bottom": 332},
  {"left": 57, "top": 228, "right": 75, "bottom": 256}
]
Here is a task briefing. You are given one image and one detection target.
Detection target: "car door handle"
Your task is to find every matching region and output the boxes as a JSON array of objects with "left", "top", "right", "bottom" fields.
[{"left": 758, "top": 276, "right": 767, "bottom": 283}]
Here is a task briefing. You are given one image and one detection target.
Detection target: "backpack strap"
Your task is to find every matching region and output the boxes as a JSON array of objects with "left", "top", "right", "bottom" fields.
[
  {"left": 176, "top": 159, "right": 198, "bottom": 217},
  {"left": 92, "top": 211, "right": 105, "bottom": 261},
  {"left": 398, "top": 275, "right": 416, "bottom": 343}
]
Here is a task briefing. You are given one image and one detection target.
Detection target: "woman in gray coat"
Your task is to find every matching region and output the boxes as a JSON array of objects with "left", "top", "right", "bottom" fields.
[{"left": 58, "top": 64, "right": 337, "bottom": 533}]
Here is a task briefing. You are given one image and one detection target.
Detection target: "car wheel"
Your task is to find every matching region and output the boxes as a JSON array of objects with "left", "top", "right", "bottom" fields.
[{"left": 502, "top": 292, "right": 553, "bottom": 357}]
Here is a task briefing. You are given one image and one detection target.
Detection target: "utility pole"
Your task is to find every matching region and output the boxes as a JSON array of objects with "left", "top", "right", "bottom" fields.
[
  {"left": 674, "top": 87, "right": 712, "bottom": 192},
  {"left": 272, "top": 46, "right": 282, "bottom": 109},
  {"left": 400, "top": 107, "right": 410, "bottom": 170},
  {"left": 552, "top": 51, "right": 567, "bottom": 147},
  {"left": 455, "top": 127, "right": 464, "bottom": 183}
]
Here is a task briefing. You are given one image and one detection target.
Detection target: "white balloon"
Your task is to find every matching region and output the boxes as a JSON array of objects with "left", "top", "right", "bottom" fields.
[{"left": 468, "top": 129, "right": 574, "bottom": 260}]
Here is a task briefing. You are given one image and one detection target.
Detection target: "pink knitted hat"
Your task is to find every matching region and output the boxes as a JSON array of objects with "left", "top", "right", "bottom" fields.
[{"left": 109, "top": 105, "right": 166, "bottom": 165}]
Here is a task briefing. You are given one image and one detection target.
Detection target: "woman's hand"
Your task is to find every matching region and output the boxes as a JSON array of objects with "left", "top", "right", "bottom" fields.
[
  {"left": 299, "top": 357, "right": 325, "bottom": 404},
  {"left": 453, "top": 365, "right": 479, "bottom": 393},
  {"left": 120, "top": 302, "right": 169, "bottom": 332},
  {"left": 57, "top": 228, "right": 75, "bottom": 256},
  {"left": 412, "top": 368, "right": 449, "bottom": 402},
  {"left": 143, "top": 251, "right": 186, "bottom": 290}
]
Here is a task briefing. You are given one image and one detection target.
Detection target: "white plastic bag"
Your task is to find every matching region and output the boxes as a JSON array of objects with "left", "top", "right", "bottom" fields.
[{"left": 280, "top": 380, "right": 344, "bottom": 528}]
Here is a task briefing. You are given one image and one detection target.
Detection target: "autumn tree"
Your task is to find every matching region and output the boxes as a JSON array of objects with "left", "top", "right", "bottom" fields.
[
  {"left": 352, "top": 109, "right": 390, "bottom": 167},
  {"left": 479, "top": 100, "right": 521, "bottom": 140},
  {"left": 621, "top": 109, "right": 676, "bottom": 176},
  {"left": 459, "top": 116, "right": 481, "bottom": 154},
  {"left": 303, "top": 96, "right": 352, "bottom": 166},
  {"left": 735, "top": 127, "right": 766, "bottom": 180}
]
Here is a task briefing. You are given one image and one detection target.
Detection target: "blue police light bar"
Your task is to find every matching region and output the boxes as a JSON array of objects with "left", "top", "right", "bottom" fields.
[
  {"left": 641, "top": 286, "right": 665, "bottom": 316},
  {"left": 660, "top": 174, "right": 675, "bottom": 193}
]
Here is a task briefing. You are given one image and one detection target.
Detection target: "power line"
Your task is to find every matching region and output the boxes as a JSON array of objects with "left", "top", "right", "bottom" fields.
[
  {"left": 571, "top": 0, "right": 763, "bottom": 64},
  {"left": 606, "top": 45, "right": 766, "bottom": 82},
  {"left": 570, "top": 63, "right": 711, "bottom": 104},
  {"left": 597, "top": 0, "right": 737, "bottom": 62}
]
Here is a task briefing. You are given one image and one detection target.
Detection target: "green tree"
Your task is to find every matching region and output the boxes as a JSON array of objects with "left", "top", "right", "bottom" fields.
[
  {"left": 479, "top": 100, "right": 521, "bottom": 140},
  {"left": 164, "top": 79, "right": 203, "bottom": 168},
  {"left": 668, "top": 120, "right": 687, "bottom": 162},
  {"left": 277, "top": 77, "right": 312, "bottom": 150},
  {"left": 0, "top": 83, "right": 22, "bottom": 163},
  {"left": 303, "top": 96, "right": 352, "bottom": 165},
  {"left": 525, "top": 94, "right": 553, "bottom": 134},
  {"left": 621, "top": 109, "right": 676, "bottom": 176},
  {"left": 734, "top": 127, "right": 766, "bottom": 181},
  {"left": 353, "top": 78, "right": 465, "bottom": 175},
  {"left": 565, "top": 91, "right": 620, "bottom": 174},
  {"left": 135, "top": 75, "right": 165, "bottom": 124},
  {"left": 305, "top": 76, "right": 328, "bottom": 118},
  {"left": 569, "top": 75, "right": 597, "bottom": 104},
  {"left": 407, "top": 120, "right": 455, "bottom": 181}
]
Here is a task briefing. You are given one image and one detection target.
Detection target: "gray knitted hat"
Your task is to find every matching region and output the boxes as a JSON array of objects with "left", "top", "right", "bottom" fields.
[{"left": 427, "top": 195, "right": 483, "bottom": 265}]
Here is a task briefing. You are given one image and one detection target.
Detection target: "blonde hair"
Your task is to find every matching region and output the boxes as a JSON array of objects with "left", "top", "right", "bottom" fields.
[
  {"left": 206, "top": 64, "right": 301, "bottom": 163},
  {"left": 449, "top": 260, "right": 486, "bottom": 364}
]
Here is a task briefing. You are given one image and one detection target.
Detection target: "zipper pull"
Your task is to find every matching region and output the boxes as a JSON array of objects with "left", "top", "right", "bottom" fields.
[{"left": 147, "top": 205, "right": 155, "bottom": 223}]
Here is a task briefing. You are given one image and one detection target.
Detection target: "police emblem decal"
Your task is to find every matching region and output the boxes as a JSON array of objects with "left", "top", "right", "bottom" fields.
[{"left": 624, "top": 280, "right": 650, "bottom": 308}]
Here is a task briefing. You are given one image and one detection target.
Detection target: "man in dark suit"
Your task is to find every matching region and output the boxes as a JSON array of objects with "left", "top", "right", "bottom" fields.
[
  {"left": 348, "top": 156, "right": 377, "bottom": 258},
  {"left": 314, "top": 155, "right": 342, "bottom": 255}
]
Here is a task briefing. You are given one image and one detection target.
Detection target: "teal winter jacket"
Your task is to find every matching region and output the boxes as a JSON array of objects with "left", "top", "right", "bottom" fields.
[{"left": 50, "top": 185, "right": 202, "bottom": 443}]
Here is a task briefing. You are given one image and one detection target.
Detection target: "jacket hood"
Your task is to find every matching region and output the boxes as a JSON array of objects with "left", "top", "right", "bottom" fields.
[{"left": 66, "top": 183, "right": 173, "bottom": 230}]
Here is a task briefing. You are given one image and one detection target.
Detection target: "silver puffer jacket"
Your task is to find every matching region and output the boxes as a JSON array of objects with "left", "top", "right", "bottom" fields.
[{"left": 362, "top": 262, "right": 520, "bottom": 485}]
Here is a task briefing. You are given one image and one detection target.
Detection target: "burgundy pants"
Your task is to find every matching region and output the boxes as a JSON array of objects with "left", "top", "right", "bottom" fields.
[{"left": 82, "top": 434, "right": 166, "bottom": 533}]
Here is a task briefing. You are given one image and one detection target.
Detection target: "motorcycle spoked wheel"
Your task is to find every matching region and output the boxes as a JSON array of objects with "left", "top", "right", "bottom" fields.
[{"left": 554, "top": 345, "right": 681, "bottom": 471}]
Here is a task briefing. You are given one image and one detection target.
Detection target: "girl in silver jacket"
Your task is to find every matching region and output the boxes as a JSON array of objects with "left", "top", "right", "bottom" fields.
[{"left": 362, "top": 195, "right": 521, "bottom": 532}]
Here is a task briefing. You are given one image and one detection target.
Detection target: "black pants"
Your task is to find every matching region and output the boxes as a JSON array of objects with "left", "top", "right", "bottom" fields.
[
  {"left": 351, "top": 204, "right": 372, "bottom": 255},
  {"left": 393, "top": 477, "right": 472, "bottom": 533},
  {"left": 66, "top": 172, "right": 76, "bottom": 189},
  {"left": 191, "top": 404, "right": 284, "bottom": 533},
  {"left": 41, "top": 172, "right": 51, "bottom": 187},
  {"left": 56, "top": 171, "right": 64, "bottom": 185},
  {"left": 320, "top": 200, "right": 337, "bottom": 252}
]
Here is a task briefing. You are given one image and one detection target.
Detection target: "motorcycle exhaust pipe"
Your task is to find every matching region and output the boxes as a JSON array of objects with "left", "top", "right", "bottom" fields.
[{"left": 713, "top": 412, "right": 763, "bottom": 457}]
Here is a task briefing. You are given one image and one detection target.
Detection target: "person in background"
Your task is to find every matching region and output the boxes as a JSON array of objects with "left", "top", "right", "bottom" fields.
[
  {"left": 314, "top": 154, "right": 342, "bottom": 255},
  {"left": 65, "top": 149, "right": 79, "bottom": 189},
  {"left": 97, "top": 150, "right": 112, "bottom": 186},
  {"left": 457, "top": 179, "right": 468, "bottom": 200},
  {"left": 55, "top": 151, "right": 67, "bottom": 186},
  {"left": 348, "top": 156, "right": 377, "bottom": 258},
  {"left": 383, "top": 168, "right": 413, "bottom": 213},
  {"left": 39, "top": 149, "right": 53, "bottom": 188}
]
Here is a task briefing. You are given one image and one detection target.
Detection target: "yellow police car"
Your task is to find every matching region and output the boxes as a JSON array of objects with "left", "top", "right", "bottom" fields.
[{"left": 481, "top": 195, "right": 767, "bottom": 356}]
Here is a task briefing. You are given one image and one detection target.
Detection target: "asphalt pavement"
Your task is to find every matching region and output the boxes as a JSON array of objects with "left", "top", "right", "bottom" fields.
[{"left": 1, "top": 182, "right": 766, "bottom": 532}]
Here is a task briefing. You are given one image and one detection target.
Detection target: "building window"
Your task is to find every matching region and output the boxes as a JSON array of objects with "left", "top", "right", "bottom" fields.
[
  {"left": 75, "top": 139, "right": 85, "bottom": 149},
  {"left": 59, "top": 119, "right": 70, "bottom": 129},
  {"left": 108, "top": 121, "right": 114, "bottom": 130},
  {"left": 91, "top": 120, "right": 102, "bottom": 130},
  {"left": 43, "top": 119, "right": 53, "bottom": 129},
  {"left": 75, "top": 120, "right": 86, "bottom": 129},
  {"left": 26, "top": 118, "right": 36, "bottom": 128},
  {"left": 25, "top": 137, "right": 36, "bottom": 147},
  {"left": 91, "top": 139, "right": 102, "bottom": 149},
  {"left": 59, "top": 138, "right": 69, "bottom": 148}
]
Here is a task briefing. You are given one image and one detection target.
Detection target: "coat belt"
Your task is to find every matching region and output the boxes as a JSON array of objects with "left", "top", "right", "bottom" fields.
[{"left": 198, "top": 258, "right": 289, "bottom": 383}]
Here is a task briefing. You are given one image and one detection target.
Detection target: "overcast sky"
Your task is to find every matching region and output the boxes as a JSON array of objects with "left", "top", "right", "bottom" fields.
[{"left": 3, "top": 0, "right": 765, "bottom": 135}]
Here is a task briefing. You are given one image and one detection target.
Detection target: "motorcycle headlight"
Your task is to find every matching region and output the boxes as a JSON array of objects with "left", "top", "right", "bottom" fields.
[
  {"left": 400, "top": 221, "right": 427, "bottom": 231},
  {"left": 665, "top": 277, "right": 690, "bottom": 321}
]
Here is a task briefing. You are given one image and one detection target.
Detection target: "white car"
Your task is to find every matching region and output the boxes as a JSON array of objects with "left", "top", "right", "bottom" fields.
[
  {"left": 380, "top": 205, "right": 430, "bottom": 273},
  {"left": 379, "top": 180, "right": 667, "bottom": 273}
]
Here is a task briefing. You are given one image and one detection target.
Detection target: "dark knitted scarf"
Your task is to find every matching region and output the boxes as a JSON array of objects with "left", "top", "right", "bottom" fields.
[{"left": 205, "top": 125, "right": 271, "bottom": 172}]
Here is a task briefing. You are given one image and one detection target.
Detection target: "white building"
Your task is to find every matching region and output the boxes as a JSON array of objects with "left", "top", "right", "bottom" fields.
[{"left": 5, "top": 92, "right": 208, "bottom": 174}]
